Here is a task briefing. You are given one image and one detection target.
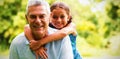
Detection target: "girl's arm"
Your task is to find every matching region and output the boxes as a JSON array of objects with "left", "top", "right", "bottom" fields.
[
  {"left": 40, "top": 22, "right": 77, "bottom": 42},
  {"left": 24, "top": 23, "right": 76, "bottom": 51},
  {"left": 24, "top": 24, "right": 33, "bottom": 41}
]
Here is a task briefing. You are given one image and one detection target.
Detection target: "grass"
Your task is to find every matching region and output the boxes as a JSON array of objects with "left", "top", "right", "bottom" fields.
[
  {"left": 0, "top": 45, "right": 9, "bottom": 56},
  {"left": 76, "top": 35, "right": 120, "bottom": 57}
]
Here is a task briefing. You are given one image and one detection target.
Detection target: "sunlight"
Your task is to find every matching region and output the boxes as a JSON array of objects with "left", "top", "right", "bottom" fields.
[
  {"left": 78, "top": 0, "right": 91, "bottom": 5},
  {"left": 91, "top": 1, "right": 106, "bottom": 12},
  {"left": 79, "top": 0, "right": 106, "bottom": 12}
]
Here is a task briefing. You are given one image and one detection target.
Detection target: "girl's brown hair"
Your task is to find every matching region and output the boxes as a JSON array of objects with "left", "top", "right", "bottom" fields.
[{"left": 50, "top": 2, "right": 72, "bottom": 24}]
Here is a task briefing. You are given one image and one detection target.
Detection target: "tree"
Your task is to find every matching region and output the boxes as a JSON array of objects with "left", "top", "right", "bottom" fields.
[{"left": 0, "top": 0, "right": 26, "bottom": 50}]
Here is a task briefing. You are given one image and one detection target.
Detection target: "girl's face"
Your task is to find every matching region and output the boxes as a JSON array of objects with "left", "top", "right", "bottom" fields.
[{"left": 50, "top": 8, "right": 70, "bottom": 29}]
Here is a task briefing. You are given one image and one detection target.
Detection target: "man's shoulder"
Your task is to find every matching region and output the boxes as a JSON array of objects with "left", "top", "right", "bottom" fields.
[
  {"left": 11, "top": 32, "right": 27, "bottom": 45},
  {"left": 48, "top": 27, "right": 57, "bottom": 34},
  {"left": 48, "top": 27, "right": 57, "bottom": 30},
  {"left": 14, "top": 32, "right": 25, "bottom": 40}
]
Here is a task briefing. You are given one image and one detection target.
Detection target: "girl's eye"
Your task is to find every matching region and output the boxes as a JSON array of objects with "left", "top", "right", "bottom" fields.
[
  {"left": 53, "top": 16, "right": 58, "bottom": 19},
  {"left": 60, "top": 15, "right": 65, "bottom": 19}
]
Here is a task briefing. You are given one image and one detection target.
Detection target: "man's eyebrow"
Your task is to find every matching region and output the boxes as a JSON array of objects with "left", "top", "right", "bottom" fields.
[{"left": 39, "top": 13, "right": 46, "bottom": 15}]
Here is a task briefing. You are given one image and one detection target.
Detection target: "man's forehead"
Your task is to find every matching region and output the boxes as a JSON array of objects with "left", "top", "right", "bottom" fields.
[
  {"left": 28, "top": 5, "right": 48, "bottom": 15},
  {"left": 28, "top": 5, "right": 46, "bottom": 11}
]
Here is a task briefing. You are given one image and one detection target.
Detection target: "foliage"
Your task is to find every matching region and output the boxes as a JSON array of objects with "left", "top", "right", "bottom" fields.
[{"left": 0, "top": 0, "right": 27, "bottom": 51}]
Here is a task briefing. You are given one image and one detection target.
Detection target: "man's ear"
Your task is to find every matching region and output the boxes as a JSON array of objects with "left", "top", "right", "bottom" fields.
[{"left": 25, "top": 15, "right": 29, "bottom": 23}]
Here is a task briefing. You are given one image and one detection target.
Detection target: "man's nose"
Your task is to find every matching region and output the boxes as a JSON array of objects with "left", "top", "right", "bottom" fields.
[{"left": 35, "top": 16, "right": 41, "bottom": 23}]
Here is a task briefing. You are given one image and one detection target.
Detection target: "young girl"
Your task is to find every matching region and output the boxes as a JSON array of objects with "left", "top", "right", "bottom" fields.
[{"left": 25, "top": 2, "right": 82, "bottom": 59}]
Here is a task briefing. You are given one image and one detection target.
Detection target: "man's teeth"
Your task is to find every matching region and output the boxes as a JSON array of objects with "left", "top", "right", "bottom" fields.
[{"left": 34, "top": 26, "right": 43, "bottom": 28}]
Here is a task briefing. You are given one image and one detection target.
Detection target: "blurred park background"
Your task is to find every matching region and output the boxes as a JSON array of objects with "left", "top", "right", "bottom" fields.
[{"left": 0, "top": 0, "right": 120, "bottom": 59}]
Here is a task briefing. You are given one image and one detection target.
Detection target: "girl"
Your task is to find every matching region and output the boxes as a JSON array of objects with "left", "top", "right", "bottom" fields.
[{"left": 25, "top": 2, "right": 82, "bottom": 59}]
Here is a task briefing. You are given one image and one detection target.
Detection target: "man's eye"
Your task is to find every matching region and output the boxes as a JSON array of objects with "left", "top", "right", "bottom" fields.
[
  {"left": 39, "top": 15, "right": 44, "bottom": 19},
  {"left": 29, "top": 15, "right": 36, "bottom": 19}
]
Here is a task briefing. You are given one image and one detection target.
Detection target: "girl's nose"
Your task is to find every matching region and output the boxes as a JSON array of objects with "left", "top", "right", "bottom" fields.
[{"left": 57, "top": 17, "right": 61, "bottom": 22}]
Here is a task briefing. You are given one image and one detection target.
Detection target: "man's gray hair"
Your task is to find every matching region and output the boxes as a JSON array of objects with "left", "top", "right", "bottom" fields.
[{"left": 26, "top": 0, "right": 50, "bottom": 15}]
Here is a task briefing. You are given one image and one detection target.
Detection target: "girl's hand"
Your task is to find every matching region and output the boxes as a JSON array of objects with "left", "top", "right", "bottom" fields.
[
  {"left": 68, "top": 22, "right": 77, "bottom": 36},
  {"left": 29, "top": 40, "right": 41, "bottom": 51},
  {"left": 65, "top": 22, "right": 77, "bottom": 36},
  {"left": 35, "top": 47, "right": 48, "bottom": 59}
]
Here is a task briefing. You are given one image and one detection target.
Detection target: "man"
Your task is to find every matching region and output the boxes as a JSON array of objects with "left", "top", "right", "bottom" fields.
[{"left": 9, "top": 0, "right": 73, "bottom": 59}]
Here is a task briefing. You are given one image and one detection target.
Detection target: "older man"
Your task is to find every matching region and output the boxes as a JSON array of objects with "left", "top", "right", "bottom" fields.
[{"left": 9, "top": 0, "right": 73, "bottom": 59}]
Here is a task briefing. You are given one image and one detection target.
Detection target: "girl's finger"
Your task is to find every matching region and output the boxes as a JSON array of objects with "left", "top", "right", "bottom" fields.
[
  {"left": 39, "top": 51, "right": 47, "bottom": 59},
  {"left": 43, "top": 50, "right": 48, "bottom": 59},
  {"left": 35, "top": 51, "right": 39, "bottom": 59}
]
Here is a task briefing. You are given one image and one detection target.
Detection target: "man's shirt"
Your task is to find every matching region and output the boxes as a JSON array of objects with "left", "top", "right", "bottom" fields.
[{"left": 9, "top": 27, "right": 73, "bottom": 59}]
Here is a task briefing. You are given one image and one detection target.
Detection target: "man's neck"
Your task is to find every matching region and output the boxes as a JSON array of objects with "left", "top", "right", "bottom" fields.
[{"left": 32, "top": 31, "right": 48, "bottom": 41}]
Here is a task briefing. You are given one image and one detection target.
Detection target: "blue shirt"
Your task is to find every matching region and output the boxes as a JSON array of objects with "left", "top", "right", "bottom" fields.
[
  {"left": 69, "top": 34, "right": 82, "bottom": 59},
  {"left": 9, "top": 27, "right": 73, "bottom": 59}
]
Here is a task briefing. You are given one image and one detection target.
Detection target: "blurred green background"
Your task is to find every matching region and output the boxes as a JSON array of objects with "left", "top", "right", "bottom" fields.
[{"left": 0, "top": 0, "right": 120, "bottom": 58}]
